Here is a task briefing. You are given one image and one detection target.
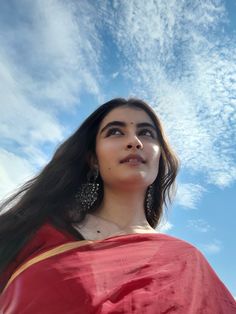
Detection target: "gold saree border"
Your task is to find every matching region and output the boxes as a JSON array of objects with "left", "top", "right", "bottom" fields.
[
  {"left": 3, "top": 240, "right": 94, "bottom": 294},
  {"left": 3, "top": 233, "right": 155, "bottom": 294}
]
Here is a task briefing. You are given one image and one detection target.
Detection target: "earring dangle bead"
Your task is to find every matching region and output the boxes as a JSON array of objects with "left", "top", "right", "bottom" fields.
[
  {"left": 146, "top": 185, "right": 154, "bottom": 215},
  {"left": 75, "top": 168, "right": 99, "bottom": 211}
]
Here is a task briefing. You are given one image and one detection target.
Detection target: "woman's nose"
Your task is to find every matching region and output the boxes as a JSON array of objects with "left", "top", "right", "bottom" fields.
[{"left": 126, "top": 135, "right": 143, "bottom": 150}]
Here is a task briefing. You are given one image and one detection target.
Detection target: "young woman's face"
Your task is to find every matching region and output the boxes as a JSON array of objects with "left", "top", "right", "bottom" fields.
[{"left": 95, "top": 106, "right": 161, "bottom": 190}]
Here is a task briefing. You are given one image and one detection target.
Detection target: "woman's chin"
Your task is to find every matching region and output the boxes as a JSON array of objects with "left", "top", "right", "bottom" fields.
[{"left": 112, "top": 175, "right": 151, "bottom": 189}]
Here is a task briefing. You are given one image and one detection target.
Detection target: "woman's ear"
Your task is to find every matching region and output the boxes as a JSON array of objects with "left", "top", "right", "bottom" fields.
[{"left": 86, "top": 152, "right": 98, "bottom": 169}]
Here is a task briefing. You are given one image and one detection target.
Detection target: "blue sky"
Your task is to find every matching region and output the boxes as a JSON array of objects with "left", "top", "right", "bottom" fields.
[{"left": 0, "top": 0, "right": 235, "bottom": 297}]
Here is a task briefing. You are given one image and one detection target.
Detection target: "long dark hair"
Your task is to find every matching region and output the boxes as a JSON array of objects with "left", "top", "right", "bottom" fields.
[{"left": 0, "top": 98, "right": 179, "bottom": 280}]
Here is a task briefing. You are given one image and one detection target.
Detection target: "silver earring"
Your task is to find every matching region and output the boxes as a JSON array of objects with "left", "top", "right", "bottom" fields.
[
  {"left": 75, "top": 168, "right": 100, "bottom": 211},
  {"left": 146, "top": 185, "right": 154, "bottom": 215}
]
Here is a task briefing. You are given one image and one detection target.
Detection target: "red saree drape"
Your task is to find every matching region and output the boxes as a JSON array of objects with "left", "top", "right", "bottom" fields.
[{"left": 0, "top": 223, "right": 235, "bottom": 313}]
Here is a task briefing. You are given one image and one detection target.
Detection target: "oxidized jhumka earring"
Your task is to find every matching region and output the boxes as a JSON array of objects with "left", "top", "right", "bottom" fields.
[
  {"left": 75, "top": 168, "right": 100, "bottom": 211},
  {"left": 146, "top": 184, "right": 154, "bottom": 215}
]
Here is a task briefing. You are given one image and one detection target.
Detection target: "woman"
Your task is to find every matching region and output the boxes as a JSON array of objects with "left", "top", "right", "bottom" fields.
[{"left": 0, "top": 98, "right": 235, "bottom": 313}]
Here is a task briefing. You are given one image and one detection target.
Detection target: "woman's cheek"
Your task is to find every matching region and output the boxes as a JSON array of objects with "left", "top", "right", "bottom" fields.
[
  {"left": 97, "top": 150, "right": 116, "bottom": 175},
  {"left": 151, "top": 144, "right": 161, "bottom": 159}
]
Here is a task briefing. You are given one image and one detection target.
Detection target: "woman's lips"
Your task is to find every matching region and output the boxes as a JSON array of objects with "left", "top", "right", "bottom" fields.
[
  {"left": 120, "top": 154, "right": 145, "bottom": 163},
  {"left": 120, "top": 158, "right": 145, "bottom": 166}
]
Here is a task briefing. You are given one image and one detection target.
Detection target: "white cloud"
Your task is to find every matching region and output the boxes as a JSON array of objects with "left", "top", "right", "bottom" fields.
[
  {"left": 187, "top": 219, "right": 212, "bottom": 233},
  {"left": 112, "top": 72, "right": 119, "bottom": 79},
  {"left": 200, "top": 240, "right": 222, "bottom": 254},
  {"left": 175, "top": 183, "right": 206, "bottom": 209},
  {"left": 156, "top": 221, "right": 173, "bottom": 233},
  {"left": 0, "top": 0, "right": 103, "bottom": 108},
  {"left": 21, "top": 145, "right": 50, "bottom": 168},
  {"left": 0, "top": 149, "right": 35, "bottom": 199},
  {"left": 0, "top": 0, "right": 104, "bottom": 197},
  {"left": 0, "top": 57, "right": 64, "bottom": 145}
]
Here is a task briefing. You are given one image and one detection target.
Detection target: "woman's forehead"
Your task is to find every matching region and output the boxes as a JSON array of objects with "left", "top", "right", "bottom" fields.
[{"left": 100, "top": 106, "right": 154, "bottom": 127}]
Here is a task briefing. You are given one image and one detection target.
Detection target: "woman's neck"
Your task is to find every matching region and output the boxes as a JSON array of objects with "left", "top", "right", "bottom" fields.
[{"left": 93, "top": 187, "right": 153, "bottom": 231}]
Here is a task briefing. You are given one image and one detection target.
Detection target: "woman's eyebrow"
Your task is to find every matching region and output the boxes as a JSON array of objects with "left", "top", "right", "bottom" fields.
[
  {"left": 99, "top": 121, "right": 157, "bottom": 134},
  {"left": 100, "top": 121, "right": 125, "bottom": 134},
  {"left": 137, "top": 122, "right": 157, "bottom": 131}
]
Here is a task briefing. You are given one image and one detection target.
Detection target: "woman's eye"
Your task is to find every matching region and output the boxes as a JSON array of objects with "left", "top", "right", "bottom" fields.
[
  {"left": 139, "top": 129, "right": 155, "bottom": 138},
  {"left": 106, "top": 128, "right": 123, "bottom": 136}
]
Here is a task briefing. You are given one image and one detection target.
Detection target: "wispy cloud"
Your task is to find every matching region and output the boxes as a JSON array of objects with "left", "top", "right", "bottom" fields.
[
  {"left": 1, "top": 0, "right": 236, "bottom": 200},
  {"left": 175, "top": 183, "right": 206, "bottom": 209},
  {"left": 200, "top": 239, "right": 222, "bottom": 254},
  {"left": 0, "top": 0, "right": 102, "bottom": 108},
  {"left": 102, "top": 0, "right": 236, "bottom": 188},
  {"left": 0, "top": 0, "right": 104, "bottom": 197},
  {"left": 112, "top": 72, "right": 119, "bottom": 79},
  {"left": 157, "top": 221, "right": 173, "bottom": 233},
  {"left": 0, "top": 149, "right": 35, "bottom": 199},
  {"left": 187, "top": 219, "right": 212, "bottom": 233},
  {"left": 0, "top": 52, "right": 64, "bottom": 145}
]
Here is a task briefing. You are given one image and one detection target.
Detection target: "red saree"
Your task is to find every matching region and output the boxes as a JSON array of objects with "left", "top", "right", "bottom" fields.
[{"left": 0, "top": 223, "right": 235, "bottom": 313}]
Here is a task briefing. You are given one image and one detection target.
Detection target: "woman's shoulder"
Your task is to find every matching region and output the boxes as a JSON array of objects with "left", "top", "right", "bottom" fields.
[
  {"left": 15, "top": 222, "right": 76, "bottom": 264},
  {"left": 130, "top": 231, "right": 198, "bottom": 249},
  {"left": 139, "top": 232, "right": 205, "bottom": 259},
  {"left": 105, "top": 231, "right": 203, "bottom": 260},
  {"left": 0, "top": 222, "right": 76, "bottom": 292},
  {"left": 154, "top": 232, "right": 197, "bottom": 247}
]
